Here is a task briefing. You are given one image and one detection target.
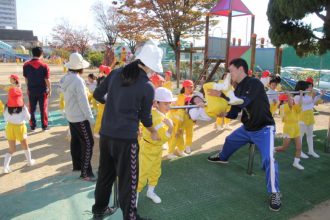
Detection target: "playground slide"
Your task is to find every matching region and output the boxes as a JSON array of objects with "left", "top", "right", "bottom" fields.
[
  {"left": 281, "top": 77, "right": 330, "bottom": 102},
  {"left": 0, "top": 40, "right": 30, "bottom": 61}
]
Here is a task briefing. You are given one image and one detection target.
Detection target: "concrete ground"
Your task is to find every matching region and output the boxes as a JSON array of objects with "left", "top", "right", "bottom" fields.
[{"left": 0, "top": 63, "right": 329, "bottom": 219}]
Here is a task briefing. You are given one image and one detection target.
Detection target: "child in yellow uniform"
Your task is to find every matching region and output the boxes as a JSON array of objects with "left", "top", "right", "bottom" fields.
[
  {"left": 294, "top": 79, "right": 324, "bottom": 158},
  {"left": 94, "top": 65, "right": 111, "bottom": 138},
  {"left": 266, "top": 78, "right": 279, "bottom": 116},
  {"left": 163, "top": 71, "right": 173, "bottom": 91},
  {"left": 0, "top": 99, "right": 4, "bottom": 115},
  {"left": 149, "top": 73, "right": 165, "bottom": 88},
  {"left": 3, "top": 86, "right": 35, "bottom": 173},
  {"left": 59, "top": 67, "right": 68, "bottom": 117},
  {"left": 0, "top": 74, "right": 20, "bottom": 92},
  {"left": 137, "top": 87, "right": 175, "bottom": 204},
  {"left": 167, "top": 80, "right": 193, "bottom": 158},
  {"left": 275, "top": 92, "right": 304, "bottom": 170},
  {"left": 188, "top": 73, "right": 243, "bottom": 121},
  {"left": 86, "top": 73, "right": 98, "bottom": 113},
  {"left": 275, "top": 74, "right": 282, "bottom": 91},
  {"left": 213, "top": 73, "right": 233, "bottom": 130},
  {"left": 215, "top": 109, "right": 232, "bottom": 131}
]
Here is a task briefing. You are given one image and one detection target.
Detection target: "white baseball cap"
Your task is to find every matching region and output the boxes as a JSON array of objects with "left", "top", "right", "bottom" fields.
[
  {"left": 135, "top": 40, "right": 163, "bottom": 73},
  {"left": 65, "top": 52, "right": 90, "bottom": 70},
  {"left": 155, "top": 87, "right": 177, "bottom": 102}
]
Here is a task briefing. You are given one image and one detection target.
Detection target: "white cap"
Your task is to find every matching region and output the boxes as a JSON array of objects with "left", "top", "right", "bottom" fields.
[
  {"left": 135, "top": 40, "right": 163, "bottom": 73},
  {"left": 155, "top": 87, "right": 177, "bottom": 102},
  {"left": 65, "top": 52, "right": 90, "bottom": 70}
]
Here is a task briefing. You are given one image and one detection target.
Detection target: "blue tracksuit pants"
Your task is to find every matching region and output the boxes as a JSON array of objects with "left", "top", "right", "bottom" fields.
[{"left": 219, "top": 125, "right": 280, "bottom": 193}]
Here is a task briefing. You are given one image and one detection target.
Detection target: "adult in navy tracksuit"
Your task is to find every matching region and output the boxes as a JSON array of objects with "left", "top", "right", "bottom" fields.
[
  {"left": 207, "top": 58, "right": 281, "bottom": 211},
  {"left": 92, "top": 41, "right": 163, "bottom": 220},
  {"left": 23, "top": 47, "right": 51, "bottom": 131}
]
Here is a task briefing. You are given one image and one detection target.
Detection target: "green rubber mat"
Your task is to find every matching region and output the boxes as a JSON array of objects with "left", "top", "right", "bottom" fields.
[
  {"left": 0, "top": 111, "right": 69, "bottom": 131},
  {"left": 0, "top": 130, "right": 329, "bottom": 220}
]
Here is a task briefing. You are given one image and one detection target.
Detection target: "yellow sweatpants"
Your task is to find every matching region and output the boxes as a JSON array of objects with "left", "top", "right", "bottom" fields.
[
  {"left": 137, "top": 140, "right": 163, "bottom": 192},
  {"left": 0, "top": 100, "right": 4, "bottom": 115},
  {"left": 88, "top": 93, "right": 98, "bottom": 111},
  {"left": 94, "top": 104, "right": 105, "bottom": 134},
  {"left": 183, "top": 113, "right": 194, "bottom": 147},
  {"left": 59, "top": 93, "right": 65, "bottom": 111},
  {"left": 168, "top": 110, "right": 185, "bottom": 153},
  {"left": 270, "top": 103, "right": 278, "bottom": 116},
  {"left": 216, "top": 117, "right": 231, "bottom": 127}
]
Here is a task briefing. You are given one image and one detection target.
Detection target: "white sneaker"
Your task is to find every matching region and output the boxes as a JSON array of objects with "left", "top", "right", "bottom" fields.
[
  {"left": 167, "top": 154, "right": 178, "bottom": 159},
  {"left": 292, "top": 162, "right": 304, "bottom": 170},
  {"left": 308, "top": 151, "right": 320, "bottom": 158},
  {"left": 177, "top": 150, "right": 187, "bottom": 157},
  {"left": 300, "top": 152, "right": 309, "bottom": 159},
  {"left": 224, "top": 124, "right": 232, "bottom": 130},
  {"left": 27, "top": 159, "right": 36, "bottom": 166},
  {"left": 228, "top": 97, "right": 244, "bottom": 105},
  {"left": 94, "top": 134, "right": 100, "bottom": 138},
  {"left": 146, "top": 191, "right": 161, "bottom": 204},
  {"left": 3, "top": 167, "right": 11, "bottom": 174},
  {"left": 216, "top": 125, "right": 224, "bottom": 131},
  {"left": 185, "top": 146, "right": 191, "bottom": 154}
]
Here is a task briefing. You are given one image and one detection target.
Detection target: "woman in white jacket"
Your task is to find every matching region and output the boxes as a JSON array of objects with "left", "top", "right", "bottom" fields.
[{"left": 60, "top": 52, "right": 96, "bottom": 181}]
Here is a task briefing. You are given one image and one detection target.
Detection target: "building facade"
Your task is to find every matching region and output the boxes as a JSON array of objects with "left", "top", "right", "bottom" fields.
[{"left": 0, "top": 0, "right": 17, "bottom": 29}]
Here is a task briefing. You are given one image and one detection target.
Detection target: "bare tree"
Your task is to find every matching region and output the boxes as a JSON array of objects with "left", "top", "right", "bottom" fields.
[
  {"left": 91, "top": 1, "right": 124, "bottom": 47},
  {"left": 51, "top": 19, "right": 93, "bottom": 56}
]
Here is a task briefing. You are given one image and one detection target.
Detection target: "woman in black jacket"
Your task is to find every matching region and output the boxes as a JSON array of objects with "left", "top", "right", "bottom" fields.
[{"left": 92, "top": 41, "right": 163, "bottom": 220}]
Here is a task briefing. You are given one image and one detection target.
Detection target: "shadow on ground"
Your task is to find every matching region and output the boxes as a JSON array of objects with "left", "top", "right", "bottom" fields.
[{"left": 1, "top": 130, "right": 330, "bottom": 220}]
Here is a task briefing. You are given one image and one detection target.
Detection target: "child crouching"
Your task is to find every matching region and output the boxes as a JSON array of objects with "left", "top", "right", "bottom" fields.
[
  {"left": 137, "top": 87, "right": 175, "bottom": 205},
  {"left": 188, "top": 73, "right": 243, "bottom": 121}
]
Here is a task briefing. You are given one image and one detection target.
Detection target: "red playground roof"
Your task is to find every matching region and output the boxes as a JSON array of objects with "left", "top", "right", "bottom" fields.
[{"left": 210, "top": 0, "right": 252, "bottom": 17}]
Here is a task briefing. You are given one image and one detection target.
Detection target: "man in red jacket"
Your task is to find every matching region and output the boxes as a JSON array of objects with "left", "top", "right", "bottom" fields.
[{"left": 23, "top": 47, "right": 51, "bottom": 131}]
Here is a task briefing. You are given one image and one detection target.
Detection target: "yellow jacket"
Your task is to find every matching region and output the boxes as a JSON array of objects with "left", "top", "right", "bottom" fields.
[
  {"left": 203, "top": 81, "right": 230, "bottom": 118},
  {"left": 163, "top": 81, "right": 173, "bottom": 91},
  {"left": 142, "top": 109, "right": 171, "bottom": 146},
  {"left": 281, "top": 103, "right": 301, "bottom": 124}
]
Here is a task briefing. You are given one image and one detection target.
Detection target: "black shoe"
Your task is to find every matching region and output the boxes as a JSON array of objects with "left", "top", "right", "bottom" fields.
[
  {"left": 81, "top": 176, "right": 97, "bottom": 182},
  {"left": 42, "top": 127, "right": 50, "bottom": 132},
  {"left": 269, "top": 192, "right": 281, "bottom": 211},
  {"left": 137, "top": 214, "right": 152, "bottom": 220},
  {"left": 207, "top": 154, "right": 228, "bottom": 164},
  {"left": 30, "top": 127, "right": 36, "bottom": 132},
  {"left": 93, "top": 207, "right": 117, "bottom": 219}
]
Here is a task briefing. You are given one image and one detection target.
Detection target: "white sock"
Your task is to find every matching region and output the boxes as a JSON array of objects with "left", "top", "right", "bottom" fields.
[
  {"left": 227, "top": 90, "right": 244, "bottom": 105},
  {"left": 148, "top": 185, "right": 155, "bottom": 193},
  {"left": 304, "top": 125, "right": 313, "bottom": 151},
  {"left": 136, "top": 192, "right": 139, "bottom": 207},
  {"left": 4, "top": 153, "right": 12, "bottom": 168},
  {"left": 213, "top": 82, "right": 226, "bottom": 91},
  {"left": 24, "top": 149, "right": 33, "bottom": 164},
  {"left": 293, "top": 157, "right": 300, "bottom": 164}
]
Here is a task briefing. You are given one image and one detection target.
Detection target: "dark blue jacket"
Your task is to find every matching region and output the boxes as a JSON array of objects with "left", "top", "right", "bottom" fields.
[
  {"left": 226, "top": 76, "right": 275, "bottom": 131},
  {"left": 93, "top": 67, "right": 154, "bottom": 140}
]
